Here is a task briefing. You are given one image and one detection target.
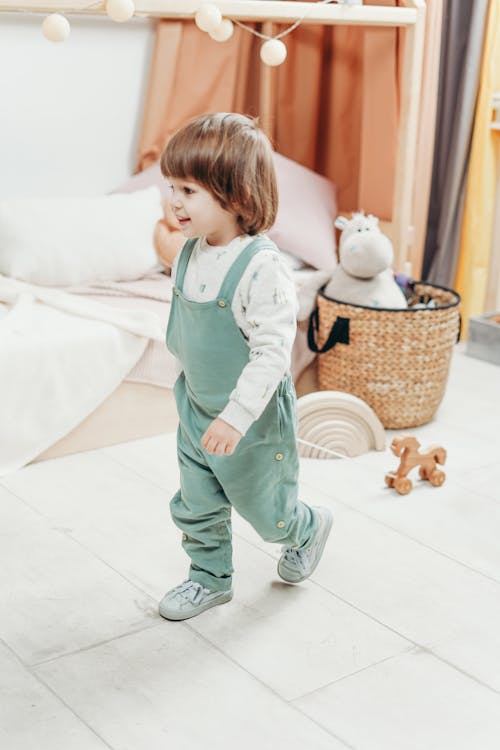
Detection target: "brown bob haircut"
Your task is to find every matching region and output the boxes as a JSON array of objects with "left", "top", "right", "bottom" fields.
[{"left": 160, "top": 113, "right": 278, "bottom": 236}]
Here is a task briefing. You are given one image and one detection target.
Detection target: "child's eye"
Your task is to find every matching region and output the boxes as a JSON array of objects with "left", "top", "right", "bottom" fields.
[{"left": 183, "top": 187, "right": 194, "bottom": 195}]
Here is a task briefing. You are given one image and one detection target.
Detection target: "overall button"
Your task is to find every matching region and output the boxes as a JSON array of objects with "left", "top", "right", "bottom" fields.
[
  {"left": 277, "top": 520, "right": 286, "bottom": 529},
  {"left": 217, "top": 300, "right": 226, "bottom": 308},
  {"left": 182, "top": 533, "right": 188, "bottom": 541},
  {"left": 275, "top": 452, "right": 284, "bottom": 461},
  {"left": 174, "top": 289, "right": 180, "bottom": 296}
]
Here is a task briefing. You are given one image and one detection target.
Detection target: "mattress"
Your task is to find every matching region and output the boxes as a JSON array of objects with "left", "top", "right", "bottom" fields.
[
  {"left": 67, "top": 272, "right": 177, "bottom": 388},
  {"left": 34, "top": 381, "right": 179, "bottom": 462},
  {"left": 33, "top": 269, "right": 320, "bottom": 463},
  {"left": 34, "top": 360, "right": 318, "bottom": 463},
  {"left": 67, "top": 269, "right": 318, "bottom": 388}
]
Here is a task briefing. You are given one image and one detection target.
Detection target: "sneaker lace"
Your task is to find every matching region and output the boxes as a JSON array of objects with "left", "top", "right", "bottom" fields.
[
  {"left": 282, "top": 546, "right": 314, "bottom": 577},
  {"left": 172, "top": 580, "right": 206, "bottom": 604}
]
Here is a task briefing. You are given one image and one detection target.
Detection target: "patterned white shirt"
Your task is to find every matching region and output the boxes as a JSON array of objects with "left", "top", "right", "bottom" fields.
[{"left": 171, "top": 234, "right": 298, "bottom": 435}]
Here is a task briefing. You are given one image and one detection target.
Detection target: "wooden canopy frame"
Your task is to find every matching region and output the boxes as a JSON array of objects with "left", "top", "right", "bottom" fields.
[{"left": 0, "top": 0, "right": 427, "bottom": 272}]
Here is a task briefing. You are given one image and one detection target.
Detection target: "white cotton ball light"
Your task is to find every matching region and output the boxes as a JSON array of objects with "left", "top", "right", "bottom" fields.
[
  {"left": 260, "top": 38, "right": 287, "bottom": 66},
  {"left": 195, "top": 3, "right": 222, "bottom": 33},
  {"left": 42, "top": 14, "right": 70, "bottom": 42},
  {"left": 208, "top": 18, "right": 234, "bottom": 42},
  {"left": 106, "top": 0, "right": 135, "bottom": 23}
]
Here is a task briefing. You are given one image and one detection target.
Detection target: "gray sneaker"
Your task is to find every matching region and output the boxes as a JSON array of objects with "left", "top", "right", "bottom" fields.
[
  {"left": 159, "top": 579, "right": 233, "bottom": 621},
  {"left": 277, "top": 506, "right": 333, "bottom": 583}
]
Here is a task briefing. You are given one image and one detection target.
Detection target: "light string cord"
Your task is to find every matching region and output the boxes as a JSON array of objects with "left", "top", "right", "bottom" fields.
[
  {"left": 36, "top": 0, "right": 358, "bottom": 38},
  {"left": 232, "top": 0, "right": 340, "bottom": 41}
]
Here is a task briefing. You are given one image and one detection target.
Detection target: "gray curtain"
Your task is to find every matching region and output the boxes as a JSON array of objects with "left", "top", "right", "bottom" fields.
[{"left": 423, "top": 0, "right": 489, "bottom": 285}]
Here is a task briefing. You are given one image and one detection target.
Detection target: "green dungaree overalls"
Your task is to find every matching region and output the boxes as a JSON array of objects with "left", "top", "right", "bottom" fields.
[{"left": 167, "top": 237, "right": 317, "bottom": 592}]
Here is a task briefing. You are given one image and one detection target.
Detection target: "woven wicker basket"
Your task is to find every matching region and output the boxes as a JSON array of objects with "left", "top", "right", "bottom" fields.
[{"left": 308, "top": 282, "right": 461, "bottom": 429}]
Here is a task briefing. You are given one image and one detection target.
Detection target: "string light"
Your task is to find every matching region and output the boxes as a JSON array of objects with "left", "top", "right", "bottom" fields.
[
  {"left": 260, "top": 39, "right": 287, "bottom": 67},
  {"left": 106, "top": 0, "right": 135, "bottom": 23},
  {"left": 41, "top": 13, "right": 70, "bottom": 41},
  {"left": 40, "top": 0, "right": 362, "bottom": 59},
  {"left": 197, "top": 0, "right": 360, "bottom": 67},
  {"left": 208, "top": 17, "right": 234, "bottom": 42},
  {"left": 195, "top": 2, "right": 222, "bottom": 32}
]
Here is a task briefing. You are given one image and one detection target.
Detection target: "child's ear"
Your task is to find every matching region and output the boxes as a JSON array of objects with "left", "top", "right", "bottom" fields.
[{"left": 232, "top": 185, "right": 251, "bottom": 214}]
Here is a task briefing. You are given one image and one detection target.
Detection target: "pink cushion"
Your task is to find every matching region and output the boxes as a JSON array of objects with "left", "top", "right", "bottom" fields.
[
  {"left": 270, "top": 153, "right": 336, "bottom": 271},
  {"left": 114, "top": 152, "right": 336, "bottom": 271}
]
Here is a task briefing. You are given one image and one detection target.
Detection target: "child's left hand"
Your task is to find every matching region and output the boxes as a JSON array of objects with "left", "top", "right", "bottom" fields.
[{"left": 201, "top": 418, "right": 242, "bottom": 456}]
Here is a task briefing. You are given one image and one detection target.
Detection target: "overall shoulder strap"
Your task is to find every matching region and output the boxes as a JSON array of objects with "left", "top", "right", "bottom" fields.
[
  {"left": 218, "top": 236, "right": 278, "bottom": 303},
  {"left": 174, "top": 239, "right": 198, "bottom": 293}
]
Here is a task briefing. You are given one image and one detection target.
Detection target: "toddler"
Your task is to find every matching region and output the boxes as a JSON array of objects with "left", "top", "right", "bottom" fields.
[{"left": 158, "top": 113, "right": 332, "bottom": 621}]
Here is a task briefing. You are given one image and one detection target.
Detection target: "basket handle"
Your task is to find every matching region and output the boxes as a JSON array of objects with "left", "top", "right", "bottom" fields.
[{"left": 307, "top": 307, "right": 350, "bottom": 353}]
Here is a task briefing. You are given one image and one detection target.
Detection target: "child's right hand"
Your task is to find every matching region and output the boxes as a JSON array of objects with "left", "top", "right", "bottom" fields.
[{"left": 201, "top": 418, "right": 242, "bottom": 456}]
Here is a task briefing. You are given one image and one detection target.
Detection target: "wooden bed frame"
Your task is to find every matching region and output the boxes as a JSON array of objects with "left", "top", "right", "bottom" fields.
[
  {"left": 1, "top": 1, "right": 427, "bottom": 462},
  {"left": 1, "top": 0, "right": 426, "bottom": 271}
]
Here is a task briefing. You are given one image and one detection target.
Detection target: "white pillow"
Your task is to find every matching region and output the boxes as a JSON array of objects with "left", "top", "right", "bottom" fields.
[{"left": 0, "top": 187, "right": 162, "bottom": 286}]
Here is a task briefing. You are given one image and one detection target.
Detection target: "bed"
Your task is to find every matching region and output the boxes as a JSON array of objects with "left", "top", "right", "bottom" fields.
[
  {"left": 0, "top": 0, "right": 428, "bottom": 472},
  {"left": 0, "top": 0, "right": 427, "bottom": 272},
  {"left": 33, "top": 275, "right": 321, "bottom": 464},
  {"left": 33, "top": 268, "right": 323, "bottom": 464},
  {"left": 0, "top": 152, "right": 332, "bottom": 474}
]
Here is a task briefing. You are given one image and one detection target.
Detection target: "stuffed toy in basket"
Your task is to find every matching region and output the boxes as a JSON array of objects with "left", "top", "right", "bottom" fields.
[{"left": 308, "top": 213, "right": 461, "bottom": 429}]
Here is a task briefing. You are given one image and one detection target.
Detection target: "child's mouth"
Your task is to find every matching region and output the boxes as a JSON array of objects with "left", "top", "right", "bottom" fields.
[{"left": 177, "top": 217, "right": 190, "bottom": 227}]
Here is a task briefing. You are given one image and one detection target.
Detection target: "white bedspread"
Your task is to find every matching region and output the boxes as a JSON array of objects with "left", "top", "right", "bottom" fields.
[
  {"left": 0, "top": 266, "right": 329, "bottom": 476},
  {"left": 67, "top": 268, "right": 331, "bottom": 390},
  {"left": 0, "top": 275, "right": 164, "bottom": 476}
]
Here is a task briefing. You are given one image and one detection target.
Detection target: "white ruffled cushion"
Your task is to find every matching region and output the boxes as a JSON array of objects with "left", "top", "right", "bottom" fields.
[{"left": 0, "top": 187, "right": 162, "bottom": 286}]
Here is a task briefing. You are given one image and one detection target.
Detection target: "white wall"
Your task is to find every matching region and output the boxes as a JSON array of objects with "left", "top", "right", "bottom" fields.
[{"left": 0, "top": 14, "right": 155, "bottom": 199}]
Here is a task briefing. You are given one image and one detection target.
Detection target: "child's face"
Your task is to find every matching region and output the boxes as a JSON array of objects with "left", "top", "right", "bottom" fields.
[{"left": 168, "top": 177, "right": 242, "bottom": 246}]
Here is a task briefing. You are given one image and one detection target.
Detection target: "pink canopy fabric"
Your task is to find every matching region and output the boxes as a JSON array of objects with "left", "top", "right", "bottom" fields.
[
  {"left": 137, "top": 0, "right": 400, "bottom": 220},
  {"left": 136, "top": 0, "right": 441, "bottom": 255}
]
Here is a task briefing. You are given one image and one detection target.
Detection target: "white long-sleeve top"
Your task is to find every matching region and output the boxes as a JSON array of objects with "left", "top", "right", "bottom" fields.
[{"left": 171, "top": 234, "right": 298, "bottom": 435}]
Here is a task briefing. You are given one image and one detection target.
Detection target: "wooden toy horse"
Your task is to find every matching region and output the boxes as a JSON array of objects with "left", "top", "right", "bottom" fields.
[{"left": 385, "top": 435, "right": 446, "bottom": 495}]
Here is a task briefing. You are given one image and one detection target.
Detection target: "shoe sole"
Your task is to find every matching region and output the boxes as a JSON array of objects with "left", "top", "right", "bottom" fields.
[
  {"left": 277, "top": 509, "right": 333, "bottom": 584},
  {"left": 159, "top": 590, "right": 233, "bottom": 621}
]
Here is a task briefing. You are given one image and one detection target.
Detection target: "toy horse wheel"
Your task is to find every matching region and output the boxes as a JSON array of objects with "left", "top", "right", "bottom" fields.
[
  {"left": 429, "top": 470, "right": 446, "bottom": 487},
  {"left": 394, "top": 477, "right": 412, "bottom": 495}
]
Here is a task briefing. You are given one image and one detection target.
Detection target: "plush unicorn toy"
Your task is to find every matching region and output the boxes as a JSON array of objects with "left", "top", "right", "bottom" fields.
[{"left": 324, "top": 212, "right": 408, "bottom": 309}]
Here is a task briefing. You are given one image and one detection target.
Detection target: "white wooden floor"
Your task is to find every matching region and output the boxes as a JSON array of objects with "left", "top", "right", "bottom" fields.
[{"left": 1, "top": 347, "right": 500, "bottom": 750}]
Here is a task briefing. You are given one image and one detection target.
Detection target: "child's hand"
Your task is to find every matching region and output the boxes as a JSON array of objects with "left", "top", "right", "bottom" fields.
[{"left": 201, "top": 418, "right": 242, "bottom": 456}]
